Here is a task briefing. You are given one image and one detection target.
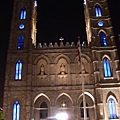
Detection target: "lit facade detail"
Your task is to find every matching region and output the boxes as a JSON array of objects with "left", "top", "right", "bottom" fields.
[{"left": 3, "top": 0, "right": 120, "bottom": 120}]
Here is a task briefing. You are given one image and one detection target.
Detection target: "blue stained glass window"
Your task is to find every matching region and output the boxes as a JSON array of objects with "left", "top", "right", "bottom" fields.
[
  {"left": 98, "top": 21, "right": 103, "bottom": 26},
  {"left": 95, "top": 4, "right": 102, "bottom": 17},
  {"left": 20, "top": 8, "right": 26, "bottom": 19},
  {"left": 12, "top": 101, "right": 20, "bottom": 120},
  {"left": 15, "top": 60, "right": 22, "bottom": 80},
  {"left": 108, "top": 98, "right": 117, "bottom": 119},
  {"left": 19, "top": 24, "right": 25, "bottom": 29},
  {"left": 99, "top": 31, "right": 107, "bottom": 46},
  {"left": 18, "top": 35, "right": 24, "bottom": 49},
  {"left": 103, "top": 58, "right": 112, "bottom": 77}
]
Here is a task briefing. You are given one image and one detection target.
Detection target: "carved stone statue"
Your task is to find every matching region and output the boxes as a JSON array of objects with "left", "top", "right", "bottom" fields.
[
  {"left": 40, "top": 64, "right": 45, "bottom": 75},
  {"left": 60, "top": 63, "right": 66, "bottom": 75},
  {"left": 81, "top": 63, "right": 86, "bottom": 73}
]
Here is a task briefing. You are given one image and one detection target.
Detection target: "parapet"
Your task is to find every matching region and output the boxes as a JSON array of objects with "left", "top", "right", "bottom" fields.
[{"left": 36, "top": 41, "right": 88, "bottom": 49}]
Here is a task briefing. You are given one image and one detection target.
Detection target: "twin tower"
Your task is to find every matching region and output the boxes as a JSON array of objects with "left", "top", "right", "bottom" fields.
[{"left": 3, "top": 0, "right": 120, "bottom": 120}]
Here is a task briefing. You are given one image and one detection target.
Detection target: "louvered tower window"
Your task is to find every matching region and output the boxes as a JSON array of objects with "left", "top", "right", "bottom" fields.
[{"left": 99, "top": 31, "right": 107, "bottom": 46}]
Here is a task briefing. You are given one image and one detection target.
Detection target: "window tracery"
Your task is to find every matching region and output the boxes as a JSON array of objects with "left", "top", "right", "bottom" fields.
[
  {"left": 12, "top": 100, "right": 20, "bottom": 120},
  {"left": 95, "top": 4, "right": 102, "bottom": 17},
  {"left": 15, "top": 60, "right": 22, "bottom": 80},
  {"left": 20, "top": 8, "right": 26, "bottom": 19}
]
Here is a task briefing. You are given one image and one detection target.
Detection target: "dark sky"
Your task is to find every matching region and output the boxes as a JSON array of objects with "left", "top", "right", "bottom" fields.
[
  {"left": 36, "top": 0, "right": 120, "bottom": 44},
  {"left": 0, "top": 0, "right": 120, "bottom": 46},
  {"left": 37, "top": 0, "right": 86, "bottom": 44},
  {"left": 0, "top": 0, "right": 120, "bottom": 107}
]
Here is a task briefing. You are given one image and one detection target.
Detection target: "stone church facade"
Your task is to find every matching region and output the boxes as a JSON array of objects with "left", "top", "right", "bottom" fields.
[{"left": 3, "top": 0, "right": 120, "bottom": 120}]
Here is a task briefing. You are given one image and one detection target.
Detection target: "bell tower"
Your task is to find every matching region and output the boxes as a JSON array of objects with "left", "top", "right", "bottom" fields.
[
  {"left": 84, "top": 0, "right": 115, "bottom": 46},
  {"left": 9, "top": 0, "right": 37, "bottom": 50},
  {"left": 84, "top": 0, "right": 120, "bottom": 119},
  {"left": 3, "top": 0, "right": 37, "bottom": 119}
]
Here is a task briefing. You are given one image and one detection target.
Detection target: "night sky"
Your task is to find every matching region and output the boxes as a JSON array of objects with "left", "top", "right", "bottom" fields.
[
  {"left": 37, "top": 0, "right": 86, "bottom": 44},
  {"left": 0, "top": 0, "right": 120, "bottom": 107}
]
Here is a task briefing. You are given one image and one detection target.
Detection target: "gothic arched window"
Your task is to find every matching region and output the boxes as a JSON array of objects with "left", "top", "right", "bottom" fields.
[
  {"left": 99, "top": 31, "right": 107, "bottom": 46},
  {"left": 95, "top": 4, "right": 102, "bottom": 17},
  {"left": 80, "top": 101, "right": 89, "bottom": 118},
  {"left": 108, "top": 98, "right": 117, "bottom": 119},
  {"left": 20, "top": 8, "right": 26, "bottom": 19},
  {"left": 12, "top": 100, "right": 20, "bottom": 120},
  {"left": 34, "top": 0, "right": 37, "bottom": 7},
  {"left": 15, "top": 60, "right": 22, "bottom": 80},
  {"left": 17, "top": 35, "right": 24, "bottom": 49},
  {"left": 40, "top": 102, "right": 48, "bottom": 119},
  {"left": 103, "top": 57, "right": 112, "bottom": 77}
]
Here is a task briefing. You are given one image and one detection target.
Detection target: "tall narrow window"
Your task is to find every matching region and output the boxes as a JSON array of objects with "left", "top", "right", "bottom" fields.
[
  {"left": 12, "top": 100, "right": 20, "bottom": 120},
  {"left": 20, "top": 8, "right": 26, "bottom": 19},
  {"left": 103, "top": 57, "right": 112, "bottom": 77},
  {"left": 95, "top": 4, "right": 102, "bottom": 17},
  {"left": 34, "top": 0, "right": 37, "bottom": 7},
  {"left": 99, "top": 31, "right": 107, "bottom": 46},
  {"left": 18, "top": 35, "right": 24, "bottom": 49},
  {"left": 84, "top": 0, "right": 86, "bottom": 5},
  {"left": 40, "top": 102, "right": 48, "bottom": 119},
  {"left": 15, "top": 60, "right": 22, "bottom": 80},
  {"left": 108, "top": 98, "right": 117, "bottom": 119},
  {"left": 80, "top": 101, "right": 89, "bottom": 118}
]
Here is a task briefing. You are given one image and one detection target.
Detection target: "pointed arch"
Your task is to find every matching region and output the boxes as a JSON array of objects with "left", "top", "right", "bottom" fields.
[
  {"left": 33, "top": 93, "right": 51, "bottom": 105},
  {"left": 54, "top": 54, "right": 71, "bottom": 64},
  {"left": 54, "top": 55, "right": 70, "bottom": 75},
  {"left": 15, "top": 60, "right": 22, "bottom": 80},
  {"left": 34, "top": 55, "right": 50, "bottom": 65},
  {"left": 55, "top": 93, "right": 73, "bottom": 105},
  {"left": 20, "top": 8, "right": 26, "bottom": 19},
  {"left": 12, "top": 100, "right": 20, "bottom": 120},
  {"left": 33, "top": 93, "right": 50, "bottom": 120},
  {"left": 40, "top": 101, "right": 48, "bottom": 119},
  {"left": 17, "top": 34, "right": 24, "bottom": 49},
  {"left": 107, "top": 95, "right": 117, "bottom": 119},
  {"left": 80, "top": 101, "right": 89, "bottom": 118},
  {"left": 55, "top": 93, "right": 73, "bottom": 109},
  {"left": 106, "top": 92, "right": 118, "bottom": 103},
  {"left": 78, "top": 92, "right": 95, "bottom": 119},
  {"left": 95, "top": 4, "right": 102, "bottom": 17},
  {"left": 102, "top": 55, "right": 111, "bottom": 61},
  {"left": 99, "top": 31, "right": 107, "bottom": 46},
  {"left": 103, "top": 57, "right": 112, "bottom": 77},
  {"left": 78, "top": 92, "right": 95, "bottom": 103}
]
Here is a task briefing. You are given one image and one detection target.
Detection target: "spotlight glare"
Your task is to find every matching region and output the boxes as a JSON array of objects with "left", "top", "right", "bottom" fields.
[{"left": 55, "top": 112, "right": 68, "bottom": 120}]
